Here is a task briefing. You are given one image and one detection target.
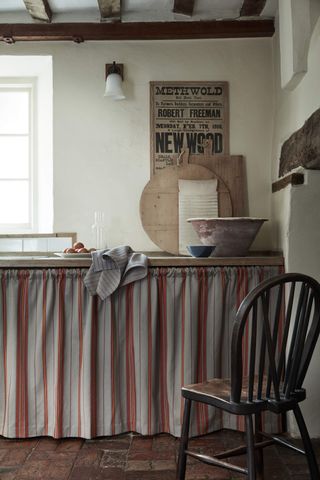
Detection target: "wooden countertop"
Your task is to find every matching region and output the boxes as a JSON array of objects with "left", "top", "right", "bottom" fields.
[{"left": 0, "top": 251, "right": 284, "bottom": 268}]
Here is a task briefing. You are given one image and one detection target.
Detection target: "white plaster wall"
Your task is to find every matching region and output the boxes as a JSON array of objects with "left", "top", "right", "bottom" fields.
[
  {"left": 271, "top": 9, "right": 320, "bottom": 436},
  {"left": 271, "top": 187, "right": 290, "bottom": 256},
  {"left": 0, "top": 39, "right": 273, "bottom": 250},
  {"left": 286, "top": 171, "right": 320, "bottom": 437},
  {"left": 288, "top": 171, "right": 320, "bottom": 282}
]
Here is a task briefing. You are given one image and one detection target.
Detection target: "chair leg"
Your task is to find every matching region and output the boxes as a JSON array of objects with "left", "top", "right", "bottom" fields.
[
  {"left": 254, "top": 413, "right": 264, "bottom": 480},
  {"left": 281, "top": 411, "right": 287, "bottom": 433},
  {"left": 293, "top": 405, "right": 320, "bottom": 480},
  {"left": 176, "top": 398, "right": 192, "bottom": 480},
  {"left": 245, "top": 415, "right": 256, "bottom": 480}
]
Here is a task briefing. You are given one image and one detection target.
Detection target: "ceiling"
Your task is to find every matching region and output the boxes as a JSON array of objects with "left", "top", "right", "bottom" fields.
[{"left": 0, "top": 1, "right": 277, "bottom": 42}]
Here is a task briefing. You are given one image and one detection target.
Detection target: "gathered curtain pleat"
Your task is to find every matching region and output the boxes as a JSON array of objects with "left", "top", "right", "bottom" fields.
[{"left": 0, "top": 266, "right": 282, "bottom": 439}]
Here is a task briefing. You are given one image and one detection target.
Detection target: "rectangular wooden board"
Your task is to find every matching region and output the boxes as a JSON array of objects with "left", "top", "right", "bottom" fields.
[{"left": 189, "top": 153, "right": 248, "bottom": 216}]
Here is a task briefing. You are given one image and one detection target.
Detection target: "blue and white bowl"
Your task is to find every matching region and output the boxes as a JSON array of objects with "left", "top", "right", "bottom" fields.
[{"left": 187, "top": 245, "right": 216, "bottom": 258}]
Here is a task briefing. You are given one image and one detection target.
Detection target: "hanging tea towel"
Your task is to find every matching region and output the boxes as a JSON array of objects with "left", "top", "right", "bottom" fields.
[{"left": 84, "top": 245, "right": 148, "bottom": 300}]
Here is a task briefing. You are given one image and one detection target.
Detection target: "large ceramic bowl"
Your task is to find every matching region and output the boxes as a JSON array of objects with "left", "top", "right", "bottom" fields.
[{"left": 187, "top": 217, "right": 267, "bottom": 257}]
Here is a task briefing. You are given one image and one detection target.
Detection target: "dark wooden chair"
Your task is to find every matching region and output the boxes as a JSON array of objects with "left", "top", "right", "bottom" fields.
[{"left": 177, "top": 273, "right": 320, "bottom": 480}]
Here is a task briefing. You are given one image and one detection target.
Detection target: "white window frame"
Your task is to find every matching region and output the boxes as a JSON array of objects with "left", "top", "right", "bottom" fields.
[
  {"left": 0, "top": 78, "right": 37, "bottom": 233},
  {"left": 0, "top": 56, "right": 53, "bottom": 234}
]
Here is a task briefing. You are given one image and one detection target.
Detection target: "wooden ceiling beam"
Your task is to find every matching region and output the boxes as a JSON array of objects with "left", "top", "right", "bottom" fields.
[
  {"left": 22, "top": 0, "right": 52, "bottom": 23},
  {"left": 173, "top": 0, "right": 195, "bottom": 17},
  {"left": 97, "top": 0, "right": 121, "bottom": 22},
  {"left": 0, "top": 20, "right": 274, "bottom": 43},
  {"left": 240, "top": 0, "right": 267, "bottom": 17}
]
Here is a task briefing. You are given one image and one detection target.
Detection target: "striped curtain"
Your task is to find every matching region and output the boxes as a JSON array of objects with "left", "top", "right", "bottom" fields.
[{"left": 0, "top": 266, "right": 282, "bottom": 439}]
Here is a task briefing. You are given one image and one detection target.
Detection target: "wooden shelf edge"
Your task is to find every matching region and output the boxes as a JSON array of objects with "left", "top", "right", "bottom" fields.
[
  {"left": 0, "top": 232, "right": 76, "bottom": 238},
  {"left": 148, "top": 256, "right": 284, "bottom": 267},
  {"left": 272, "top": 173, "right": 304, "bottom": 193},
  {"left": 0, "top": 254, "right": 284, "bottom": 268}
]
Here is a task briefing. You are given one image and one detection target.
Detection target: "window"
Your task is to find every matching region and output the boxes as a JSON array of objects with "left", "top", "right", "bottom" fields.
[
  {"left": 0, "top": 56, "right": 53, "bottom": 233},
  {"left": 0, "top": 80, "right": 35, "bottom": 230}
]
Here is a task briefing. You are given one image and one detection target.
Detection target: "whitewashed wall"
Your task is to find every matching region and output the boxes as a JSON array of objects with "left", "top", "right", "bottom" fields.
[
  {"left": 271, "top": 10, "right": 320, "bottom": 436},
  {"left": 0, "top": 38, "right": 273, "bottom": 250}
]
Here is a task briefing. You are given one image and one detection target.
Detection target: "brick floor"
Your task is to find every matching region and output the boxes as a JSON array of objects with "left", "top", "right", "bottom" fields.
[{"left": 0, "top": 430, "right": 319, "bottom": 479}]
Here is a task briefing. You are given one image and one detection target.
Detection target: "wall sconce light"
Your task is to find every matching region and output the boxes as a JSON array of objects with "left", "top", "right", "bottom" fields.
[{"left": 104, "top": 61, "right": 125, "bottom": 100}]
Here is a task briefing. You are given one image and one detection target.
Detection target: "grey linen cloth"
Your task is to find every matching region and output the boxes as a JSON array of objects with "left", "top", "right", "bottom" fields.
[{"left": 84, "top": 245, "right": 148, "bottom": 300}]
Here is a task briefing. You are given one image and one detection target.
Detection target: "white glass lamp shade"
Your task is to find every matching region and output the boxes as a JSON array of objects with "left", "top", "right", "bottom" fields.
[{"left": 104, "top": 72, "right": 125, "bottom": 100}]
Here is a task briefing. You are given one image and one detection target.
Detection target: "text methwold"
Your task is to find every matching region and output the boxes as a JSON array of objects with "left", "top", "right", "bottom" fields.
[{"left": 155, "top": 86, "right": 223, "bottom": 96}]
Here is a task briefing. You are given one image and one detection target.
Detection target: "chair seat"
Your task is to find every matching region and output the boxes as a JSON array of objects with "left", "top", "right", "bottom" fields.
[
  {"left": 182, "top": 376, "right": 305, "bottom": 415},
  {"left": 182, "top": 377, "right": 266, "bottom": 414}
]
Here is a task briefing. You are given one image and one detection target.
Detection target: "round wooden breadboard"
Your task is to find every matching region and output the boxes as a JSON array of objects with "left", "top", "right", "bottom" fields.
[{"left": 140, "top": 164, "right": 232, "bottom": 255}]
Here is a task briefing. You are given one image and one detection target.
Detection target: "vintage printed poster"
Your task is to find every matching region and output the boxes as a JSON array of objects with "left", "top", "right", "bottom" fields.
[{"left": 150, "top": 81, "right": 229, "bottom": 174}]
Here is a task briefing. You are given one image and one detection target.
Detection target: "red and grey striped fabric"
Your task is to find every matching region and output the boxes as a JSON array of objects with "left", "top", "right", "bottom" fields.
[{"left": 0, "top": 266, "right": 282, "bottom": 439}]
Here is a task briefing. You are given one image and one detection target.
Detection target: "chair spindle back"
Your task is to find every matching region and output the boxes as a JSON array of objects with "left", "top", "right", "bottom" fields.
[{"left": 230, "top": 273, "right": 320, "bottom": 405}]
